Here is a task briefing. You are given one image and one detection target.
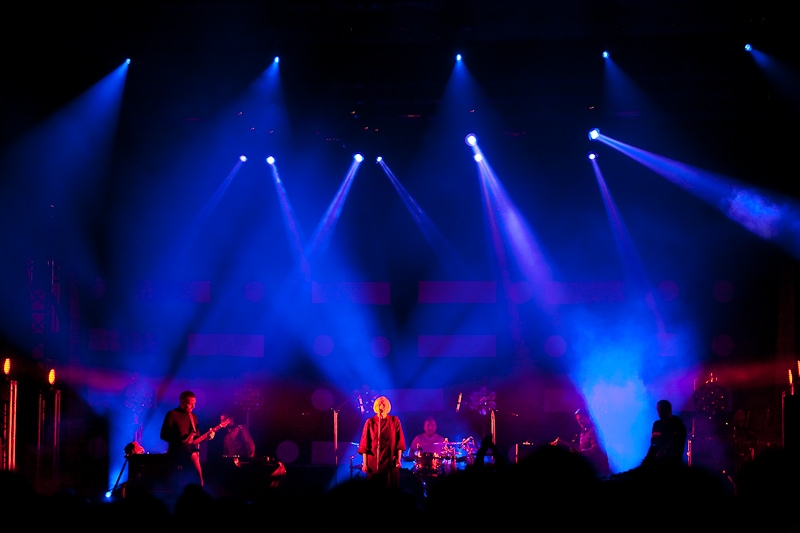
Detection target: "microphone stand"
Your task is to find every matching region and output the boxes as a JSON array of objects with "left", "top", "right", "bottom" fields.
[
  {"left": 110, "top": 455, "right": 130, "bottom": 498},
  {"left": 489, "top": 408, "right": 518, "bottom": 454},
  {"left": 372, "top": 409, "right": 384, "bottom": 483},
  {"left": 333, "top": 407, "right": 340, "bottom": 485},
  {"left": 331, "top": 392, "right": 361, "bottom": 486},
  {"left": 377, "top": 413, "right": 381, "bottom": 481}
]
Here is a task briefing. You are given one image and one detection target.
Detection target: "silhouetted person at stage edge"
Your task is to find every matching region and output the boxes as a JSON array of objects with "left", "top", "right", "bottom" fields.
[{"left": 643, "top": 399, "right": 687, "bottom": 466}]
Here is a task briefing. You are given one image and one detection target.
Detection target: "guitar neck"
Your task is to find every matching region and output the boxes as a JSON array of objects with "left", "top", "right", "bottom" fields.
[{"left": 191, "top": 421, "right": 227, "bottom": 445}]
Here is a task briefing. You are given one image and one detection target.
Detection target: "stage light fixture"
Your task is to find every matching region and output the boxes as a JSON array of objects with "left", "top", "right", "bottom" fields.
[
  {"left": 266, "top": 156, "right": 275, "bottom": 165},
  {"left": 125, "top": 58, "right": 131, "bottom": 65},
  {"left": 469, "top": 387, "right": 496, "bottom": 416},
  {"left": 239, "top": 155, "right": 247, "bottom": 162},
  {"left": 48, "top": 369, "right": 56, "bottom": 386},
  {"left": 588, "top": 152, "right": 597, "bottom": 160},
  {"left": 602, "top": 51, "right": 609, "bottom": 59},
  {"left": 354, "top": 154, "right": 363, "bottom": 162},
  {"left": 588, "top": 128, "right": 600, "bottom": 140},
  {"left": 744, "top": 44, "right": 752, "bottom": 52},
  {"left": 3, "top": 358, "right": 9, "bottom": 375},
  {"left": 456, "top": 53, "right": 462, "bottom": 62},
  {"left": 376, "top": 156, "right": 382, "bottom": 162},
  {"left": 465, "top": 134, "right": 478, "bottom": 146},
  {"left": 274, "top": 56, "right": 280, "bottom": 63},
  {"left": 474, "top": 154, "right": 483, "bottom": 162}
]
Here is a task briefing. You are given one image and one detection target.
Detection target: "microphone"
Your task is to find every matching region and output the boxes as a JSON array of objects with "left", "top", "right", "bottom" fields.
[{"left": 456, "top": 392, "right": 462, "bottom": 413}]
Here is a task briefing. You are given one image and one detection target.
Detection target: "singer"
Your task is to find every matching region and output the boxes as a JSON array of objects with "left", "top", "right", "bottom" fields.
[{"left": 358, "top": 396, "right": 406, "bottom": 488}]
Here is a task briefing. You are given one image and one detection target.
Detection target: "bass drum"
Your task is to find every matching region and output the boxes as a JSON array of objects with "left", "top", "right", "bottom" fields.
[{"left": 413, "top": 452, "right": 442, "bottom": 477}]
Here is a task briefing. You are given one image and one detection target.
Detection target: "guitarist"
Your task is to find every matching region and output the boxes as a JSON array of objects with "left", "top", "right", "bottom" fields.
[{"left": 160, "top": 390, "right": 218, "bottom": 488}]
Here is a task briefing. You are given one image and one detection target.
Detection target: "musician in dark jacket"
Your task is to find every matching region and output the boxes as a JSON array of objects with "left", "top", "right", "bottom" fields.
[{"left": 161, "top": 390, "right": 216, "bottom": 487}]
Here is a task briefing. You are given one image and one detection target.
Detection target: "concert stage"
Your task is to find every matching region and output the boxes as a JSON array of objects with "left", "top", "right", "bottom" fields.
[{"left": 1, "top": 3, "right": 798, "bottom": 525}]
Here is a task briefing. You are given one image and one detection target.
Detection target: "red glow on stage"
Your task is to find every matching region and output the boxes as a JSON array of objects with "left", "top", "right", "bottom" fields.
[
  {"left": 311, "top": 281, "right": 391, "bottom": 305},
  {"left": 418, "top": 281, "right": 496, "bottom": 303},
  {"left": 186, "top": 334, "right": 265, "bottom": 357},
  {"left": 88, "top": 329, "right": 159, "bottom": 353},
  {"left": 418, "top": 335, "right": 496, "bottom": 358},
  {"left": 545, "top": 281, "right": 625, "bottom": 305}
]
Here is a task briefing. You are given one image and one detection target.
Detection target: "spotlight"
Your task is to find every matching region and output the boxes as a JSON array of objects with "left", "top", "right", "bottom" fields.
[
  {"left": 456, "top": 53, "right": 462, "bottom": 62},
  {"left": 474, "top": 154, "right": 483, "bottom": 162},
  {"left": 273, "top": 56, "right": 280, "bottom": 63},
  {"left": 266, "top": 156, "right": 275, "bottom": 165},
  {"left": 376, "top": 156, "right": 383, "bottom": 162},
  {"left": 239, "top": 155, "right": 247, "bottom": 162},
  {"left": 469, "top": 387, "right": 496, "bottom": 416},
  {"left": 588, "top": 128, "right": 600, "bottom": 141},
  {"left": 465, "top": 134, "right": 478, "bottom": 146},
  {"left": 3, "top": 358, "right": 9, "bottom": 375},
  {"left": 588, "top": 152, "right": 597, "bottom": 161},
  {"left": 354, "top": 154, "right": 363, "bottom": 162},
  {"left": 125, "top": 58, "right": 131, "bottom": 65},
  {"left": 744, "top": 44, "right": 752, "bottom": 52},
  {"left": 48, "top": 369, "right": 56, "bottom": 386},
  {"left": 602, "top": 51, "right": 609, "bottom": 59}
]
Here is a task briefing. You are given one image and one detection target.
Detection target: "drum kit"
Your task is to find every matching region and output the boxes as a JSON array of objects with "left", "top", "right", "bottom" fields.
[
  {"left": 348, "top": 436, "right": 480, "bottom": 495},
  {"left": 405, "top": 437, "right": 479, "bottom": 494}
]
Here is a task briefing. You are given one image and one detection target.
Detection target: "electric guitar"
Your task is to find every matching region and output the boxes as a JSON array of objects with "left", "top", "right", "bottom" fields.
[{"left": 182, "top": 419, "right": 230, "bottom": 452}]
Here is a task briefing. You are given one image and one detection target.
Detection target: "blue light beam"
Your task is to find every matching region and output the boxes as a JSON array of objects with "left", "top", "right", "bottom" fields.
[
  {"left": 468, "top": 138, "right": 556, "bottom": 356},
  {"left": 594, "top": 132, "right": 800, "bottom": 260},
  {"left": 189, "top": 156, "right": 248, "bottom": 236},
  {"left": 305, "top": 156, "right": 364, "bottom": 259},
  {"left": 377, "top": 158, "right": 470, "bottom": 276},
  {"left": 267, "top": 160, "right": 308, "bottom": 274},
  {"left": 748, "top": 48, "right": 800, "bottom": 109}
]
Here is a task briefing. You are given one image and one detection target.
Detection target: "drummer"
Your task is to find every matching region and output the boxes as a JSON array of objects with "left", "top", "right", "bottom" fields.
[{"left": 408, "top": 417, "right": 447, "bottom": 457}]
